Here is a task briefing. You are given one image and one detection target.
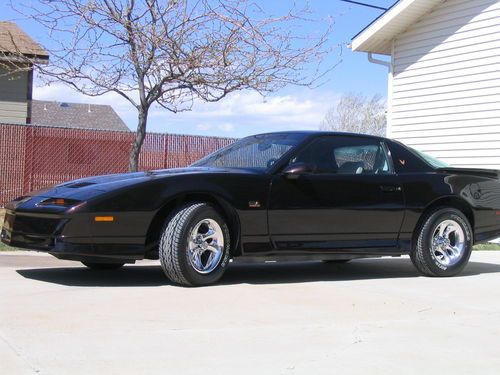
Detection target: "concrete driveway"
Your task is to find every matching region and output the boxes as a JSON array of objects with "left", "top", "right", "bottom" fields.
[{"left": 1, "top": 251, "right": 500, "bottom": 375}]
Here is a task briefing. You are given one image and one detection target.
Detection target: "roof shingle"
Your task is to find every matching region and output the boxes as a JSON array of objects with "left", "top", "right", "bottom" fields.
[
  {"left": 31, "top": 100, "right": 130, "bottom": 132},
  {"left": 0, "top": 21, "right": 49, "bottom": 59}
]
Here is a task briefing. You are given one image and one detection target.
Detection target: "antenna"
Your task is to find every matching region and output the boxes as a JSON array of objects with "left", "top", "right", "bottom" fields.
[{"left": 340, "top": 0, "right": 388, "bottom": 11}]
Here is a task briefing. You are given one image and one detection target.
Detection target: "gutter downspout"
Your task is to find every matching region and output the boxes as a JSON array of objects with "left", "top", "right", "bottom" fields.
[
  {"left": 368, "top": 52, "right": 391, "bottom": 69},
  {"left": 367, "top": 45, "right": 394, "bottom": 138}
]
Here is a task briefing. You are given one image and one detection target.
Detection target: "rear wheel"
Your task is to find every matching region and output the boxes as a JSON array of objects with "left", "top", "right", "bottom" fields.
[
  {"left": 81, "top": 262, "right": 124, "bottom": 270},
  {"left": 159, "top": 203, "right": 231, "bottom": 286},
  {"left": 411, "top": 207, "right": 472, "bottom": 277}
]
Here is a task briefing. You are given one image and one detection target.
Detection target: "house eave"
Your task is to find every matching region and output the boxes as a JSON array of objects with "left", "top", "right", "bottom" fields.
[
  {"left": 0, "top": 53, "right": 49, "bottom": 65},
  {"left": 351, "top": 0, "right": 445, "bottom": 55}
]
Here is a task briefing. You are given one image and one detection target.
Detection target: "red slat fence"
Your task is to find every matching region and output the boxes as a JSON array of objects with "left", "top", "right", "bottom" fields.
[{"left": 0, "top": 123, "right": 235, "bottom": 207}]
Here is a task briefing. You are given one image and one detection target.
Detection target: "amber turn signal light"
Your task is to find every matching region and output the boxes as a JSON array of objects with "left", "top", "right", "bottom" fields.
[{"left": 94, "top": 216, "right": 114, "bottom": 222}]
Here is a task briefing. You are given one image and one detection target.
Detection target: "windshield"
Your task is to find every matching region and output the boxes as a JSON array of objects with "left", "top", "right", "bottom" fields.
[
  {"left": 192, "top": 133, "right": 307, "bottom": 171},
  {"left": 412, "top": 148, "right": 450, "bottom": 168}
]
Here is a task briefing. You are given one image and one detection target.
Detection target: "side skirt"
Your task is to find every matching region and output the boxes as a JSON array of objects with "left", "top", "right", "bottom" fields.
[{"left": 232, "top": 253, "right": 406, "bottom": 263}]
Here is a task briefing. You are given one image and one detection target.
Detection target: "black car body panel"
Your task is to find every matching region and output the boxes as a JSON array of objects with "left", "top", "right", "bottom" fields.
[{"left": 2, "top": 131, "right": 500, "bottom": 264}]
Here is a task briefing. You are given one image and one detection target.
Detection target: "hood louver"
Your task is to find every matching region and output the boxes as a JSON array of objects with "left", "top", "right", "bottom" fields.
[{"left": 63, "top": 182, "right": 97, "bottom": 188}]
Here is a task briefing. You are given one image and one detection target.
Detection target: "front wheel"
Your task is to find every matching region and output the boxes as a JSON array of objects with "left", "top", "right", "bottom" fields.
[
  {"left": 159, "top": 203, "right": 231, "bottom": 286},
  {"left": 411, "top": 208, "right": 473, "bottom": 277}
]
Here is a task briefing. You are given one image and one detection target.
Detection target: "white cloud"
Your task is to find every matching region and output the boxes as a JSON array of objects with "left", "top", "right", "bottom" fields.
[
  {"left": 32, "top": 75, "right": 339, "bottom": 137},
  {"left": 196, "top": 123, "right": 212, "bottom": 131},
  {"left": 148, "top": 89, "right": 338, "bottom": 137},
  {"left": 217, "top": 123, "right": 234, "bottom": 132}
]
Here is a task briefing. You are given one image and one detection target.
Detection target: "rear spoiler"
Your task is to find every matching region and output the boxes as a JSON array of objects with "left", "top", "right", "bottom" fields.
[{"left": 437, "top": 167, "right": 500, "bottom": 179}]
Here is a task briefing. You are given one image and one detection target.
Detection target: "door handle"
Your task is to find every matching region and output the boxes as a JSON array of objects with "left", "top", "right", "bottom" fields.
[{"left": 380, "top": 185, "right": 402, "bottom": 193}]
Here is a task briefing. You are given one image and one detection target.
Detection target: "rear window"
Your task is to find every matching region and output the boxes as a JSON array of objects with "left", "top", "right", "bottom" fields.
[{"left": 411, "top": 148, "right": 450, "bottom": 168}]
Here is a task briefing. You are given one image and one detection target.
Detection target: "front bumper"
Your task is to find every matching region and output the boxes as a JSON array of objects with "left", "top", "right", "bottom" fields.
[
  {"left": 1, "top": 210, "right": 146, "bottom": 262},
  {"left": 1, "top": 210, "right": 67, "bottom": 250}
]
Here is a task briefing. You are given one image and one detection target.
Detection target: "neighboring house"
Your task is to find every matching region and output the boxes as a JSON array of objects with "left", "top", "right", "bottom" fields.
[
  {"left": 352, "top": 0, "right": 500, "bottom": 169},
  {"left": 0, "top": 21, "right": 49, "bottom": 124},
  {"left": 0, "top": 21, "right": 129, "bottom": 132},
  {"left": 31, "top": 100, "right": 129, "bottom": 131}
]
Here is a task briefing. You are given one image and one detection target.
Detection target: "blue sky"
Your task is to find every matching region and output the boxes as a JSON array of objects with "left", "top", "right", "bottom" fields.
[{"left": 1, "top": 1, "right": 396, "bottom": 137}]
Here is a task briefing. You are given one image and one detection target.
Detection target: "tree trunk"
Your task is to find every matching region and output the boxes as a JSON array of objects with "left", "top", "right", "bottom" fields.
[{"left": 128, "top": 109, "right": 148, "bottom": 172}]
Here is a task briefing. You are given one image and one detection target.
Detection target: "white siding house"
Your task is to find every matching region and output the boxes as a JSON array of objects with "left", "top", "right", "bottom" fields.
[
  {"left": 352, "top": 0, "right": 500, "bottom": 169},
  {"left": 0, "top": 65, "right": 30, "bottom": 124}
]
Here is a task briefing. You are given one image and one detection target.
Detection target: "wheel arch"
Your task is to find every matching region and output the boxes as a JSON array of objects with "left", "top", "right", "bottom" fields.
[
  {"left": 145, "top": 192, "right": 242, "bottom": 258},
  {"left": 412, "top": 196, "right": 475, "bottom": 247}
]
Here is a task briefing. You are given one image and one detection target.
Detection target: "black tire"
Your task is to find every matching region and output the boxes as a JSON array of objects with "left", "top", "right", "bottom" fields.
[
  {"left": 323, "top": 259, "right": 351, "bottom": 264},
  {"left": 159, "top": 203, "right": 231, "bottom": 286},
  {"left": 411, "top": 207, "right": 473, "bottom": 277},
  {"left": 82, "top": 262, "right": 125, "bottom": 270}
]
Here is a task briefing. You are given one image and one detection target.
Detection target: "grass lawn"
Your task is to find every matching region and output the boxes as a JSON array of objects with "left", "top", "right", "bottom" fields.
[
  {"left": 0, "top": 208, "right": 16, "bottom": 251},
  {"left": 0, "top": 242, "right": 13, "bottom": 251},
  {"left": 473, "top": 243, "right": 500, "bottom": 251},
  {"left": 0, "top": 207, "right": 499, "bottom": 251}
]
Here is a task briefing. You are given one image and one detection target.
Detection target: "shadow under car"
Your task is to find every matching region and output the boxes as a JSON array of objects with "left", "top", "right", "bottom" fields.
[{"left": 15, "top": 258, "right": 500, "bottom": 287}]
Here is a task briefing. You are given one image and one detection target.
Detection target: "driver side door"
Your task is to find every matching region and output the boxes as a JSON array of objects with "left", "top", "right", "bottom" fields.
[{"left": 268, "top": 135, "right": 405, "bottom": 252}]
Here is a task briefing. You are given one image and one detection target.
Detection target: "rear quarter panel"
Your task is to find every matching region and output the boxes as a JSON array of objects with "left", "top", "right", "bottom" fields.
[{"left": 398, "top": 172, "right": 500, "bottom": 247}]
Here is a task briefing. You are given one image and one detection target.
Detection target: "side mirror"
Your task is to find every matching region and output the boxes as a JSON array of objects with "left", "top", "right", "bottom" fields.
[{"left": 282, "top": 162, "right": 314, "bottom": 179}]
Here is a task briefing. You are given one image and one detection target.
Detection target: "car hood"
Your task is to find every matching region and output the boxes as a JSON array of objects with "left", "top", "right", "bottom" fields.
[
  {"left": 4, "top": 166, "right": 261, "bottom": 212},
  {"left": 25, "top": 167, "right": 223, "bottom": 200},
  {"left": 23, "top": 167, "right": 253, "bottom": 201}
]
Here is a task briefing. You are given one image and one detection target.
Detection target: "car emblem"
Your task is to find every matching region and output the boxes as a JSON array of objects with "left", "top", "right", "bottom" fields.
[
  {"left": 399, "top": 159, "right": 406, "bottom": 165},
  {"left": 248, "top": 201, "right": 261, "bottom": 208}
]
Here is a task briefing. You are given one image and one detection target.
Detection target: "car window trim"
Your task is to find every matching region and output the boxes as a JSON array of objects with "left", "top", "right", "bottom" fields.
[{"left": 381, "top": 141, "right": 396, "bottom": 175}]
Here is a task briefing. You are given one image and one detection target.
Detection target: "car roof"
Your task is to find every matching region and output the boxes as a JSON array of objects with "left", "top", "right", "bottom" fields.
[{"left": 250, "top": 130, "right": 388, "bottom": 142}]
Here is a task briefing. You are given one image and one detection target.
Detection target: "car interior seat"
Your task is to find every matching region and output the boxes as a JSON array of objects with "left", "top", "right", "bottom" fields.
[{"left": 338, "top": 161, "right": 364, "bottom": 174}]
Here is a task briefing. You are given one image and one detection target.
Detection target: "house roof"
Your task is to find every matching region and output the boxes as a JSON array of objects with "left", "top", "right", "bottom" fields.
[
  {"left": 0, "top": 21, "right": 49, "bottom": 61},
  {"left": 31, "top": 100, "right": 130, "bottom": 132},
  {"left": 351, "top": 0, "right": 445, "bottom": 55}
]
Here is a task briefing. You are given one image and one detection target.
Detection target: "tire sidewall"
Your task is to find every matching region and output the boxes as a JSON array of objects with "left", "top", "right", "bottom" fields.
[
  {"left": 419, "top": 208, "right": 473, "bottom": 276},
  {"left": 176, "top": 204, "right": 231, "bottom": 285}
]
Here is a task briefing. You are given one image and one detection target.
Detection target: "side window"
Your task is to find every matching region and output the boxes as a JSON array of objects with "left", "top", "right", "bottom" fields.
[{"left": 291, "top": 136, "right": 392, "bottom": 175}]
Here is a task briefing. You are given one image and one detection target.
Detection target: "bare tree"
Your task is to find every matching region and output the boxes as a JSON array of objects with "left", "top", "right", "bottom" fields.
[
  {"left": 321, "top": 93, "right": 386, "bottom": 137},
  {"left": 7, "top": 0, "right": 334, "bottom": 171}
]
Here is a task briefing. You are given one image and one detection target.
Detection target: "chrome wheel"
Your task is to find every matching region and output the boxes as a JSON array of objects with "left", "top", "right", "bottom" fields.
[
  {"left": 431, "top": 219, "right": 465, "bottom": 267},
  {"left": 187, "top": 218, "right": 224, "bottom": 274}
]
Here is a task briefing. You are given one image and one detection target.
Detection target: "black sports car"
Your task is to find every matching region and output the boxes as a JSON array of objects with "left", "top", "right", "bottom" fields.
[{"left": 2, "top": 131, "right": 500, "bottom": 286}]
